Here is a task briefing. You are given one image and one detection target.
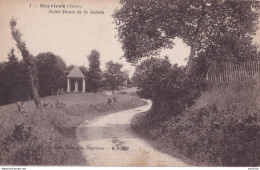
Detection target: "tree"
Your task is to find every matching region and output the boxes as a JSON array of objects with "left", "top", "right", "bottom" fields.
[
  {"left": 87, "top": 50, "right": 103, "bottom": 92},
  {"left": 35, "top": 52, "right": 67, "bottom": 97},
  {"left": 0, "top": 49, "right": 31, "bottom": 105},
  {"left": 0, "top": 49, "right": 21, "bottom": 104},
  {"left": 79, "top": 65, "right": 88, "bottom": 78},
  {"left": 19, "top": 60, "right": 31, "bottom": 101},
  {"left": 133, "top": 57, "right": 204, "bottom": 119},
  {"left": 5, "top": 49, "right": 24, "bottom": 103},
  {"left": 6, "top": 48, "right": 20, "bottom": 93},
  {"left": 104, "top": 61, "right": 128, "bottom": 95},
  {"left": 0, "top": 62, "right": 7, "bottom": 105},
  {"left": 10, "top": 18, "right": 42, "bottom": 109},
  {"left": 113, "top": 0, "right": 259, "bottom": 75},
  {"left": 132, "top": 57, "right": 172, "bottom": 100},
  {"left": 66, "top": 64, "right": 75, "bottom": 75}
]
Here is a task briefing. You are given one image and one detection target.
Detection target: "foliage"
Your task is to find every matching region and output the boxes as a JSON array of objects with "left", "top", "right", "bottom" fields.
[
  {"left": 66, "top": 65, "right": 75, "bottom": 75},
  {"left": 132, "top": 57, "right": 172, "bottom": 100},
  {"left": 0, "top": 49, "right": 30, "bottom": 105},
  {"left": 103, "top": 61, "right": 129, "bottom": 95},
  {"left": 9, "top": 18, "right": 42, "bottom": 109},
  {"left": 35, "top": 52, "right": 67, "bottom": 97},
  {"left": 87, "top": 50, "right": 103, "bottom": 92},
  {"left": 0, "top": 62, "right": 7, "bottom": 104},
  {"left": 113, "top": 0, "right": 259, "bottom": 75},
  {"left": 79, "top": 65, "right": 88, "bottom": 79},
  {"left": 133, "top": 57, "right": 205, "bottom": 118},
  {"left": 198, "top": 35, "right": 260, "bottom": 64}
]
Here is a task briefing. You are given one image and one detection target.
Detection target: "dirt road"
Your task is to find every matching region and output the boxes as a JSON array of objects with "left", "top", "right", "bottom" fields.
[{"left": 77, "top": 100, "right": 189, "bottom": 166}]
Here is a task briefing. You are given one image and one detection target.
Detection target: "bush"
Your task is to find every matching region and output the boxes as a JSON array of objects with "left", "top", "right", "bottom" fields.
[
  {"left": 161, "top": 104, "right": 260, "bottom": 166},
  {"left": 151, "top": 66, "right": 206, "bottom": 119},
  {"left": 133, "top": 58, "right": 206, "bottom": 120}
]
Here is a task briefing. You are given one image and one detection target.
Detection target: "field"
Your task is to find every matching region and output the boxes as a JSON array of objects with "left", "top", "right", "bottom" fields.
[{"left": 0, "top": 89, "right": 146, "bottom": 165}]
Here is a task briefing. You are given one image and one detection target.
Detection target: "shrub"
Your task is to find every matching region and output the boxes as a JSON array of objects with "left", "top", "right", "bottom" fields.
[
  {"left": 151, "top": 65, "right": 206, "bottom": 119},
  {"left": 133, "top": 58, "right": 206, "bottom": 120},
  {"left": 161, "top": 104, "right": 260, "bottom": 166}
]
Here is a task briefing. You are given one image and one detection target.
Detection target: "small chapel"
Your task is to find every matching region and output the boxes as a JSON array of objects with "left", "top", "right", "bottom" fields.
[{"left": 66, "top": 66, "right": 86, "bottom": 92}]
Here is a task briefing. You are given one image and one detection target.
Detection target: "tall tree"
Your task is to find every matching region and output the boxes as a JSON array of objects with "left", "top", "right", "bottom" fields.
[
  {"left": 113, "top": 0, "right": 259, "bottom": 75},
  {"left": 0, "top": 50, "right": 31, "bottom": 105},
  {"left": 10, "top": 18, "right": 42, "bottom": 109},
  {"left": 87, "top": 50, "right": 103, "bottom": 92},
  {"left": 35, "top": 52, "right": 67, "bottom": 97},
  {"left": 104, "top": 61, "right": 128, "bottom": 95},
  {"left": 0, "top": 62, "right": 7, "bottom": 105},
  {"left": 5, "top": 49, "right": 22, "bottom": 103}
]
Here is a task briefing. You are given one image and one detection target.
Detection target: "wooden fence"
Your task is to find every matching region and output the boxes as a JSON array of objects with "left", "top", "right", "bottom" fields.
[{"left": 206, "top": 60, "right": 260, "bottom": 84}]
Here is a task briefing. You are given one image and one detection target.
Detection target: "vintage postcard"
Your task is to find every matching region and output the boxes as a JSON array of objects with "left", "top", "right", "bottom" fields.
[{"left": 0, "top": 0, "right": 260, "bottom": 168}]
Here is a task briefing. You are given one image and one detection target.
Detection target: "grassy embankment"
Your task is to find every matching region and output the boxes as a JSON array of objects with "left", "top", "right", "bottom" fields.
[
  {"left": 132, "top": 78, "right": 260, "bottom": 166},
  {"left": 0, "top": 89, "right": 146, "bottom": 165}
]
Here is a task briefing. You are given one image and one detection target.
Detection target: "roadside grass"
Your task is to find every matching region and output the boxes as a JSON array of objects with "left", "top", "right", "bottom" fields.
[
  {"left": 0, "top": 89, "right": 146, "bottom": 165},
  {"left": 132, "top": 78, "right": 260, "bottom": 166}
]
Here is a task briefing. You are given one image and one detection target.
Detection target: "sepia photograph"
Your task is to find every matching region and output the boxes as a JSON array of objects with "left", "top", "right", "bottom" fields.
[{"left": 0, "top": 0, "right": 260, "bottom": 168}]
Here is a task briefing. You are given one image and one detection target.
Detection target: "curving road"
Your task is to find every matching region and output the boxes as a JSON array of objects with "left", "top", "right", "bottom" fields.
[{"left": 77, "top": 100, "right": 189, "bottom": 166}]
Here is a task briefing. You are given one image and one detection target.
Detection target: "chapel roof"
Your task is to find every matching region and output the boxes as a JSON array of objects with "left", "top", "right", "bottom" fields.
[{"left": 67, "top": 66, "right": 85, "bottom": 78}]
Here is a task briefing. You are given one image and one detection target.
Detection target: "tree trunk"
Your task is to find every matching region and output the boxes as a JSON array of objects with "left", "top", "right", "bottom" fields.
[
  {"left": 186, "top": 44, "right": 197, "bottom": 76},
  {"left": 26, "top": 62, "right": 42, "bottom": 109},
  {"left": 30, "top": 76, "right": 42, "bottom": 109},
  {"left": 10, "top": 19, "right": 42, "bottom": 109}
]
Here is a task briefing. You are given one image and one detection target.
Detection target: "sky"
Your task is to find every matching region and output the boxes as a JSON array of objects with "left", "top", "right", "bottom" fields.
[{"left": 0, "top": 0, "right": 259, "bottom": 77}]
